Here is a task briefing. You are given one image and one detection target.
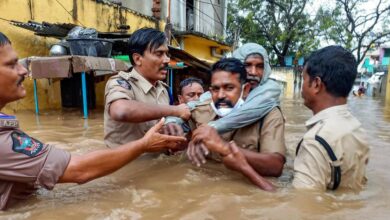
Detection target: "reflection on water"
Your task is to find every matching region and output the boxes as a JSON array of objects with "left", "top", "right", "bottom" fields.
[{"left": 1, "top": 96, "right": 390, "bottom": 220}]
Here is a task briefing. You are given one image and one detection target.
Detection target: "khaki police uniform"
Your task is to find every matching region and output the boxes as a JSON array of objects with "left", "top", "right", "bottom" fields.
[
  {"left": 293, "top": 105, "right": 369, "bottom": 190},
  {"left": 189, "top": 99, "right": 286, "bottom": 157},
  {"left": 0, "top": 114, "right": 70, "bottom": 210},
  {"left": 104, "top": 69, "right": 170, "bottom": 148}
]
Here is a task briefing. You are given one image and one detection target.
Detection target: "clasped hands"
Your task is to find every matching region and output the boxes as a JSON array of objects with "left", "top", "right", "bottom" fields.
[{"left": 161, "top": 122, "right": 250, "bottom": 172}]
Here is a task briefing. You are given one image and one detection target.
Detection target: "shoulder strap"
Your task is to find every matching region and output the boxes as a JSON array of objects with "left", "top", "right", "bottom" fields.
[
  {"left": 295, "top": 135, "right": 341, "bottom": 190},
  {"left": 314, "top": 135, "right": 341, "bottom": 190}
]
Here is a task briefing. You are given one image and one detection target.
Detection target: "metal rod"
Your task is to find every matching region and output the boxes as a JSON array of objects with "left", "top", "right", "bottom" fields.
[
  {"left": 81, "top": 72, "right": 88, "bottom": 118},
  {"left": 33, "top": 79, "right": 39, "bottom": 115}
]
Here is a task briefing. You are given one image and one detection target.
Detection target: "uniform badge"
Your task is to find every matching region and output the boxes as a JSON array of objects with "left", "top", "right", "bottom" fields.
[
  {"left": 11, "top": 131, "right": 44, "bottom": 157},
  {"left": 117, "top": 79, "right": 132, "bottom": 90}
]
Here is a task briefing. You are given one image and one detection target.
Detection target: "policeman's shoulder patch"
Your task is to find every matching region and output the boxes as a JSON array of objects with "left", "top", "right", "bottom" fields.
[
  {"left": 116, "top": 79, "right": 132, "bottom": 90},
  {"left": 11, "top": 131, "right": 44, "bottom": 157}
]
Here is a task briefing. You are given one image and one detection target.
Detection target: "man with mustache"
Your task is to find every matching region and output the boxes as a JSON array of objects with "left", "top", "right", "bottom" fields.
[
  {"left": 195, "top": 46, "right": 370, "bottom": 192},
  {"left": 0, "top": 32, "right": 186, "bottom": 210},
  {"left": 177, "top": 58, "right": 286, "bottom": 190},
  {"left": 104, "top": 28, "right": 190, "bottom": 148}
]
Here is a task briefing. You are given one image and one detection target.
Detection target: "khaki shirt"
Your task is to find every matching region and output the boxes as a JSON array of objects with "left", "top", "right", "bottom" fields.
[
  {"left": 104, "top": 69, "right": 170, "bottom": 148},
  {"left": 189, "top": 99, "right": 286, "bottom": 156},
  {"left": 0, "top": 116, "right": 70, "bottom": 210},
  {"left": 293, "top": 105, "right": 369, "bottom": 191}
]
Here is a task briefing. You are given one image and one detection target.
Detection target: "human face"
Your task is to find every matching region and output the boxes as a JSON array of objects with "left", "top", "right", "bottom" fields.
[
  {"left": 244, "top": 54, "right": 264, "bottom": 89},
  {"left": 301, "top": 66, "right": 315, "bottom": 109},
  {"left": 210, "top": 70, "right": 243, "bottom": 109},
  {"left": 0, "top": 44, "right": 28, "bottom": 108},
  {"left": 133, "top": 43, "right": 170, "bottom": 85},
  {"left": 178, "top": 82, "right": 204, "bottom": 104}
]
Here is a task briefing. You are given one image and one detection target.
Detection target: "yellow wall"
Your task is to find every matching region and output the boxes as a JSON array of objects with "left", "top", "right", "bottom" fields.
[
  {"left": 386, "top": 65, "right": 390, "bottom": 106},
  {"left": 181, "top": 35, "right": 231, "bottom": 63},
  {"left": 0, "top": 0, "right": 156, "bottom": 112}
]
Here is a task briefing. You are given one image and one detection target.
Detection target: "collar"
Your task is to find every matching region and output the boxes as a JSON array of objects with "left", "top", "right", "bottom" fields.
[
  {"left": 130, "top": 69, "right": 167, "bottom": 94},
  {"left": 305, "top": 104, "right": 348, "bottom": 128}
]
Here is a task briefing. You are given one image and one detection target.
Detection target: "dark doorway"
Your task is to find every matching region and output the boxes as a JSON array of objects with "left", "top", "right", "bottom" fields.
[{"left": 60, "top": 73, "right": 96, "bottom": 109}]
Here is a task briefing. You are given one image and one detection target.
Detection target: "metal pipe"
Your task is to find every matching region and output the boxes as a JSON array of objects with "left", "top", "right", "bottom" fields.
[
  {"left": 33, "top": 79, "right": 39, "bottom": 115},
  {"left": 81, "top": 72, "right": 88, "bottom": 118}
]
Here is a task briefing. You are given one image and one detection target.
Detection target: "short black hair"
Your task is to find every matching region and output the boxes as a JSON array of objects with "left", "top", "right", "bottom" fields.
[
  {"left": 211, "top": 58, "right": 247, "bottom": 84},
  {"left": 304, "top": 45, "right": 357, "bottom": 97},
  {"left": 179, "top": 77, "right": 204, "bottom": 95},
  {"left": 128, "top": 28, "right": 167, "bottom": 65},
  {"left": 0, "top": 32, "right": 11, "bottom": 47}
]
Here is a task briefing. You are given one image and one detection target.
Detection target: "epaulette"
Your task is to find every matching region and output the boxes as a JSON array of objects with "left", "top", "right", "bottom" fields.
[
  {"left": 119, "top": 71, "right": 138, "bottom": 82},
  {"left": 159, "top": 81, "right": 169, "bottom": 88}
]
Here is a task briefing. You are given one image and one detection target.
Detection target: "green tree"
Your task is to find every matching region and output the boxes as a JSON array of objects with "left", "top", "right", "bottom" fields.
[
  {"left": 318, "top": 0, "right": 390, "bottom": 64},
  {"left": 227, "top": 0, "right": 320, "bottom": 66}
]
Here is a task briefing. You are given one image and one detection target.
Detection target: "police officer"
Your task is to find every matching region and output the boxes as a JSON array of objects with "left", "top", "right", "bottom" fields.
[
  {"left": 293, "top": 45, "right": 369, "bottom": 190},
  {"left": 180, "top": 58, "right": 286, "bottom": 191},
  {"left": 193, "top": 46, "right": 370, "bottom": 192},
  {"left": 104, "top": 28, "right": 190, "bottom": 148},
  {"left": 0, "top": 32, "right": 185, "bottom": 210}
]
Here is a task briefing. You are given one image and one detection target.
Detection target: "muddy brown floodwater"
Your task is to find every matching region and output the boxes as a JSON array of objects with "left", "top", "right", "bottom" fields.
[{"left": 1, "top": 96, "right": 390, "bottom": 220}]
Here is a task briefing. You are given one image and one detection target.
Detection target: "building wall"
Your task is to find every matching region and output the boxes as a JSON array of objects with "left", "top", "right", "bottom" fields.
[
  {"left": 271, "top": 67, "right": 296, "bottom": 99},
  {"left": 196, "top": 0, "right": 225, "bottom": 36},
  {"left": 386, "top": 66, "right": 390, "bottom": 105},
  {"left": 180, "top": 35, "right": 230, "bottom": 63},
  {"left": 117, "top": 0, "right": 153, "bottom": 17},
  {"left": 0, "top": 0, "right": 156, "bottom": 112}
]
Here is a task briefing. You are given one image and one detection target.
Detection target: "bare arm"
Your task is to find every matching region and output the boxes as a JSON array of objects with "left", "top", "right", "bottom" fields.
[
  {"left": 240, "top": 149, "right": 285, "bottom": 177},
  {"left": 109, "top": 99, "right": 190, "bottom": 123},
  {"left": 189, "top": 125, "right": 275, "bottom": 191},
  {"left": 223, "top": 142, "right": 275, "bottom": 191},
  {"left": 58, "top": 118, "right": 186, "bottom": 184}
]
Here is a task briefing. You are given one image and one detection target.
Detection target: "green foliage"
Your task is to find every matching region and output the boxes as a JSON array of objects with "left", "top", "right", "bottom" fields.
[
  {"left": 227, "top": 0, "right": 390, "bottom": 66},
  {"left": 313, "top": 0, "right": 390, "bottom": 64},
  {"left": 227, "top": 0, "right": 320, "bottom": 66}
]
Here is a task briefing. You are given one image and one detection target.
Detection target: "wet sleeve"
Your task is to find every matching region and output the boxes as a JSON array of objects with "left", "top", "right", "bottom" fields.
[
  {"left": 0, "top": 132, "right": 70, "bottom": 189},
  {"left": 208, "top": 81, "right": 281, "bottom": 134},
  {"left": 35, "top": 145, "right": 71, "bottom": 189},
  {"left": 292, "top": 139, "right": 331, "bottom": 190},
  {"left": 259, "top": 108, "right": 286, "bottom": 156},
  {"left": 104, "top": 78, "right": 135, "bottom": 107}
]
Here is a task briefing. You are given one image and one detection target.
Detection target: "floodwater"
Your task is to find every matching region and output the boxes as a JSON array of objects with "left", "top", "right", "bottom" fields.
[{"left": 1, "top": 96, "right": 390, "bottom": 220}]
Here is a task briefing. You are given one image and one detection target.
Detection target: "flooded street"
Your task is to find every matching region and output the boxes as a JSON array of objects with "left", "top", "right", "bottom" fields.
[{"left": 1, "top": 96, "right": 390, "bottom": 220}]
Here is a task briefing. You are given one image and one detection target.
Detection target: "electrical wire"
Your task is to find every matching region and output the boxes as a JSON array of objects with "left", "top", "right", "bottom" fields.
[
  {"left": 54, "top": 0, "right": 85, "bottom": 27},
  {"left": 0, "top": 17, "right": 12, "bottom": 22}
]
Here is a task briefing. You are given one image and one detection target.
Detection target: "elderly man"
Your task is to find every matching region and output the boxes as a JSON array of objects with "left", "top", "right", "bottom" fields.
[
  {"left": 0, "top": 32, "right": 185, "bottom": 210},
  {"left": 196, "top": 46, "right": 370, "bottom": 192},
  {"left": 104, "top": 28, "right": 190, "bottom": 148},
  {"left": 207, "top": 43, "right": 281, "bottom": 134},
  {"left": 177, "top": 58, "right": 286, "bottom": 191}
]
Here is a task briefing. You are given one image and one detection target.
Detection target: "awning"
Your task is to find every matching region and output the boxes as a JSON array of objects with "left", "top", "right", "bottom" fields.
[{"left": 168, "top": 46, "right": 211, "bottom": 73}]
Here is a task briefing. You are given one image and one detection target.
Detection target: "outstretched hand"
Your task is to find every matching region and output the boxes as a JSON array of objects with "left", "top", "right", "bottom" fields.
[{"left": 142, "top": 118, "right": 186, "bottom": 152}]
